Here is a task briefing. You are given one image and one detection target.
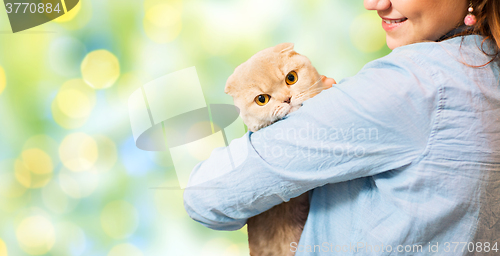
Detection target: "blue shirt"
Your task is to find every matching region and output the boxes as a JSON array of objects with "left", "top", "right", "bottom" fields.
[{"left": 183, "top": 35, "right": 500, "bottom": 255}]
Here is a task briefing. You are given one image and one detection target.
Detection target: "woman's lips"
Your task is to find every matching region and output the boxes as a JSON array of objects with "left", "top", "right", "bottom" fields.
[{"left": 381, "top": 17, "right": 408, "bottom": 31}]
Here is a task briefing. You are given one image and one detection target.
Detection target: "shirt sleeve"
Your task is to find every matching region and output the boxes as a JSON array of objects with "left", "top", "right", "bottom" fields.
[{"left": 183, "top": 48, "right": 439, "bottom": 231}]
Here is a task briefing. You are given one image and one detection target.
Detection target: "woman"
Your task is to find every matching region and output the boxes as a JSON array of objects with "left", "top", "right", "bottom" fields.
[{"left": 184, "top": 0, "right": 500, "bottom": 254}]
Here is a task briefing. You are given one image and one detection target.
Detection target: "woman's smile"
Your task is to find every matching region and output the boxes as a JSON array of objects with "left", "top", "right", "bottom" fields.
[
  {"left": 381, "top": 17, "right": 408, "bottom": 32},
  {"left": 364, "top": 0, "right": 468, "bottom": 49}
]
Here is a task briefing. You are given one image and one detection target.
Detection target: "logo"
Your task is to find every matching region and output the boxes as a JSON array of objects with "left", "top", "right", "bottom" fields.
[
  {"left": 3, "top": 0, "right": 79, "bottom": 33},
  {"left": 128, "top": 67, "right": 246, "bottom": 189}
]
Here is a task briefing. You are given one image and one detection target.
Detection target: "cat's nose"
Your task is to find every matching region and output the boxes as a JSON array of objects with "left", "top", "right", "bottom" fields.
[{"left": 284, "top": 97, "right": 291, "bottom": 104}]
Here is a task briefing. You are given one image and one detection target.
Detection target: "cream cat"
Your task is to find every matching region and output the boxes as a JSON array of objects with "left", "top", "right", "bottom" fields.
[{"left": 225, "top": 43, "right": 334, "bottom": 256}]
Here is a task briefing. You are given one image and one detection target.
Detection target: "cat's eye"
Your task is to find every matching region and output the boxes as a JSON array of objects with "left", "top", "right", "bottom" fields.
[
  {"left": 286, "top": 71, "right": 298, "bottom": 85},
  {"left": 254, "top": 94, "right": 271, "bottom": 106}
]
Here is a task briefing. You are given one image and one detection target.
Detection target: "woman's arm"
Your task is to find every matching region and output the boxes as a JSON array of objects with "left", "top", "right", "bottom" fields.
[{"left": 183, "top": 47, "right": 440, "bottom": 230}]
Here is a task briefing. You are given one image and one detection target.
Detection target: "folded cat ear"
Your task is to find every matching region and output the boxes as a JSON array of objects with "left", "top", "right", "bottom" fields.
[
  {"left": 274, "top": 43, "right": 295, "bottom": 54},
  {"left": 224, "top": 76, "right": 234, "bottom": 95}
]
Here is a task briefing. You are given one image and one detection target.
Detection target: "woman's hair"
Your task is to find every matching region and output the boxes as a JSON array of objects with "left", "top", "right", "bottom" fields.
[{"left": 469, "top": 0, "right": 500, "bottom": 57}]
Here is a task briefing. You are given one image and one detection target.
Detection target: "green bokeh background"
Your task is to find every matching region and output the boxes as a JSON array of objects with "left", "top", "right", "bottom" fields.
[{"left": 0, "top": 0, "right": 391, "bottom": 255}]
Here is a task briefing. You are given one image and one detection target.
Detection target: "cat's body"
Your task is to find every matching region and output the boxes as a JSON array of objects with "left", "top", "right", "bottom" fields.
[
  {"left": 247, "top": 193, "right": 310, "bottom": 256},
  {"left": 225, "top": 43, "right": 333, "bottom": 256}
]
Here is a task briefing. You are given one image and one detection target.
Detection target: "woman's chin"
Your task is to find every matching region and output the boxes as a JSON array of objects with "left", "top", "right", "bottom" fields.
[{"left": 386, "top": 36, "right": 400, "bottom": 50}]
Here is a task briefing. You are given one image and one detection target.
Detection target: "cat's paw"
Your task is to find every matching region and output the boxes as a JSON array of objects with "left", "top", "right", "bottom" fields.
[
  {"left": 320, "top": 75, "right": 336, "bottom": 90},
  {"left": 288, "top": 105, "right": 301, "bottom": 114}
]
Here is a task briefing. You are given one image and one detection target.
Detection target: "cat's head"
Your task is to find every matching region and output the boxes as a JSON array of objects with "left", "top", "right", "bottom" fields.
[{"left": 225, "top": 43, "right": 329, "bottom": 132}]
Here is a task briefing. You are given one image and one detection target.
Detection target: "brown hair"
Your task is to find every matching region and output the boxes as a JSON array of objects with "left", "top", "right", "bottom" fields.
[{"left": 468, "top": 0, "right": 500, "bottom": 57}]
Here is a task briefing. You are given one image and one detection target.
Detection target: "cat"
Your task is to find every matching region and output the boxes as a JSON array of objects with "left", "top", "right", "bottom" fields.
[{"left": 224, "top": 43, "right": 334, "bottom": 256}]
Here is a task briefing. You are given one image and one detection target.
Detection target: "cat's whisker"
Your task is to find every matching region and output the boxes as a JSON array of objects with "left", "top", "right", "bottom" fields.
[
  {"left": 298, "top": 77, "right": 323, "bottom": 95},
  {"left": 301, "top": 86, "right": 324, "bottom": 99},
  {"left": 310, "top": 87, "right": 325, "bottom": 95},
  {"left": 273, "top": 105, "right": 282, "bottom": 118},
  {"left": 292, "top": 86, "right": 325, "bottom": 106}
]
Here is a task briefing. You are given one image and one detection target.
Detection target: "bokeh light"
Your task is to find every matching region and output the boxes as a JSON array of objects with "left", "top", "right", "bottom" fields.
[
  {"left": 58, "top": 167, "right": 99, "bottom": 198},
  {"left": 14, "top": 148, "right": 54, "bottom": 189},
  {"left": 57, "top": 89, "right": 93, "bottom": 118},
  {"left": 0, "top": 66, "right": 5, "bottom": 95},
  {"left": 0, "top": 238, "right": 7, "bottom": 256},
  {"left": 0, "top": 160, "right": 27, "bottom": 198},
  {"left": 195, "top": 0, "right": 283, "bottom": 56},
  {"left": 14, "top": 159, "right": 32, "bottom": 188},
  {"left": 51, "top": 221, "right": 86, "bottom": 256},
  {"left": 350, "top": 12, "right": 386, "bottom": 53},
  {"left": 53, "top": 0, "right": 92, "bottom": 30},
  {"left": 42, "top": 180, "right": 79, "bottom": 214},
  {"left": 93, "top": 135, "right": 118, "bottom": 172},
  {"left": 22, "top": 148, "right": 53, "bottom": 175},
  {"left": 81, "top": 50, "right": 121, "bottom": 89},
  {"left": 52, "top": 79, "right": 96, "bottom": 129},
  {"left": 16, "top": 216, "right": 55, "bottom": 255},
  {"left": 59, "top": 133, "right": 98, "bottom": 172},
  {"left": 0, "top": 160, "right": 29, "bottom": 213},
  {"left": 22, "top": 135, "right": 60, "bottom": 163},
  {"left": 143, "top": 1, "right": 183, "bottom": 43},
  {"left": 100, "top": 200, "right": 139, "bottom": 239},
  {"left": 108, "top": 243, "right": 143, "bottom": 256},
  {"left": 54, "top": 1, "right": 82, "bottom": 23}
]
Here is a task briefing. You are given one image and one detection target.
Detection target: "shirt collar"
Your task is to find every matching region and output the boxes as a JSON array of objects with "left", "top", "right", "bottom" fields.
[{"left": 436, "top": 25, "right": 475, "bottom": 42}]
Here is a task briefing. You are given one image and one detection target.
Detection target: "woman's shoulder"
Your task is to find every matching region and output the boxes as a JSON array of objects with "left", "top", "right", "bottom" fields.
[
  {"left": 392, "top": 34, "right": 486, "bottom": 53},
  {"left": 354, "top": 35, "right": 496, "bottom": 87},
  {"left": 383, "top": 35, "right": 493, "bottom": 68}
]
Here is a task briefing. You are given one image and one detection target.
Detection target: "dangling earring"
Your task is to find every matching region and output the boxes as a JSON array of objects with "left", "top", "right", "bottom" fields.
[{"left": 464, "top": 1, "right": 477, "bottom": 26}]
